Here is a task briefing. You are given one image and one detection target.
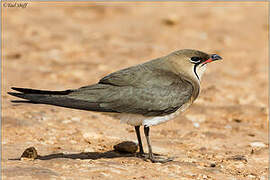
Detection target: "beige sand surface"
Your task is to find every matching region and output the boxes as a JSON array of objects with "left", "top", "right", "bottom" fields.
[{"left": 2, "top": 2, "right": 268, "bottom": 179}]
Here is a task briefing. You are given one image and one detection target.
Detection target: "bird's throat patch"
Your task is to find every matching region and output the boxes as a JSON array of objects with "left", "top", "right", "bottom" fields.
[{"left": 193, "top": 64, "right": 200, "bottom": 81}]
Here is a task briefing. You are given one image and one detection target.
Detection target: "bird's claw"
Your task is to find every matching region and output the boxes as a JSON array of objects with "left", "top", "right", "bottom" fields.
[
  {"left": 149, "top": 156, "right": 174, "bottom": 163},
  {"left": 136, "top": 153, "right": 173, "bottom": 163}
]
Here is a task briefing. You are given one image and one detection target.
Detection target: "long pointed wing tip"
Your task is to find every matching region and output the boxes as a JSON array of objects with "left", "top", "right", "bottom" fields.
[
  {"left": 7, "top": 92, "right": 24, "bottom": 98},
  {"left": 11, "top": 100, "right": 37, "bottom": 104},
  {"left": 7, "top": 92, "right": 15, "bottom": 95},
  {"left": 11, "top": 87, "right": 24, "bottom": 92}
]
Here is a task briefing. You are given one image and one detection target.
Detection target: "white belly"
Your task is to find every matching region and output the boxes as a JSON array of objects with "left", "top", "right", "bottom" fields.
[
  {"left": 107, "top": 101, "right": 192, "bottom": 127},
  {"left": 142, "top": 110, "right": 180, "bottom": 126}
]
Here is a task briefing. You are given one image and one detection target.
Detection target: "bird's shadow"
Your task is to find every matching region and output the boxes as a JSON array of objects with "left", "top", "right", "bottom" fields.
[
  {"left": 38, "top": 150, "right": 135, "bottom": 160},
  {"left": 10, "top": 150, "right": 137, "bottom": 161}
]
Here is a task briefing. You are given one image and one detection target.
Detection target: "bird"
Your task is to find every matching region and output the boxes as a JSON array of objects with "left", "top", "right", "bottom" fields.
[{"left": 8, "top": 49, "right": 222, "bottom": 163}]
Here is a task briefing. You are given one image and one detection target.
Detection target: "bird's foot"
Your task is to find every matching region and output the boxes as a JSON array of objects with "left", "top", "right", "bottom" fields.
[
  {"left": 149, "top": 155, "right": 174, "bottom": 163},
  {"left": 136, "top": 152, "right": 147, "bottom": 158},
  {"left": 136, "top": 153, "right": 173, "bottom": 163}
]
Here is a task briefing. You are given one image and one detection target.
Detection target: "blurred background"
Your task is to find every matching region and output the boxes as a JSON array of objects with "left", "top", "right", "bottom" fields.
[{"left": 2, "top": 2, "right": 268, "bottom": 179}]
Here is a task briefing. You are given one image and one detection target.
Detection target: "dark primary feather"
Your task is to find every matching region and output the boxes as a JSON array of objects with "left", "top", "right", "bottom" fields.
[
  {"left": 8, "top": 58, "right": 194, "bottom": 116},
  {"left": 11, "top": 87, "right": 73, "bottom": 95},
  {"left": 8, "top": 88, "right": 116, "bottom": 112}
]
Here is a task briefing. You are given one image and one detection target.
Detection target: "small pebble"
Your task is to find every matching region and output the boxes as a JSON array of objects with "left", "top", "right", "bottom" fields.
[
  {"left": 83, "top": 147, "right": 94, "bottom": 152},
  {"left": 71, "top": 117, "right": 81, "bottom": 122},
  {"left": 247, "top": 174, "right": 256, "bottom": 179},
  {"left": 162, "top": 14, "right": 179, "bottom": 26},
  {"left": 250, "top": 142, "right": 266, "bottom": 148},
  {"left": 227, "top": 155, "right": 247, "bottom": 162},
  {"left": 233, "top": 118, "right": 242, "bottom": 123},
  {"left": 114, "top": 141, "right": 138, "bottom": 154},
  {"left": 62, "top": 120, "right": 72, "bottom": 124},
  {"left": 193, "top": 122, "right": 200, "bottom": 128},
  {"left": 20, "top": 147, "right": 38, "bottom": 160}
]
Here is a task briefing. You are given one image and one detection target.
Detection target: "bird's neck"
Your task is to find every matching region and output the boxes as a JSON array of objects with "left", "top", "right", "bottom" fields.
[
  {"left": 179, "top": 70, "right": 201, "bottom": 101},
  {"left": 159, "top": 57, "right": 201, "bottom": 101}
]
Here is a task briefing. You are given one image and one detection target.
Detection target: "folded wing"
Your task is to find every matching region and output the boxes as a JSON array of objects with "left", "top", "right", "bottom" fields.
[{"left": 9, "top": 61, "right": 193, "bottom": 116}]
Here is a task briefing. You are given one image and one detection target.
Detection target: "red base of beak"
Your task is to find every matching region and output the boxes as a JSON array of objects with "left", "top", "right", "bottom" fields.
[{"left": 202, "top": 58, "right": 213, "bottom": 65}]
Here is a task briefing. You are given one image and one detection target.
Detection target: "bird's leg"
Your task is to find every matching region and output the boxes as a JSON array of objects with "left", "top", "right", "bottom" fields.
[
  {"left": 135, "top": 126, "right": 144, "bottom": 155},
  {"left": 143, "top": 126, "right": 154, "bottom": 160},
  {"left": 143, "top": 126, "right": 173, "bottom": 163}
]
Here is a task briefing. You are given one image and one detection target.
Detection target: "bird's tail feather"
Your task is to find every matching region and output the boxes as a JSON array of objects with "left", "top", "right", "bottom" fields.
[
  {"left": 8, "top": 87, "right": 74, "bottom": 105},
  {"left": 11, "top": 87, "right": 73, "bottom": 95},
  {"left": 8, "top": 87, "right": 113, "bottom": 112}
]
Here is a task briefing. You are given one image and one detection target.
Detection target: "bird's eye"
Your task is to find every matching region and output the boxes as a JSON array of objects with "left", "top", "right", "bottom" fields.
[{"left": 190, "top": 57, "right": 201, "bottom": 63}]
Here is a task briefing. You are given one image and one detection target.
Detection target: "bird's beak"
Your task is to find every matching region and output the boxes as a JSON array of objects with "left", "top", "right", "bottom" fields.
[{"left": 202, "top": 54, "right": 222, "bottom": 65}]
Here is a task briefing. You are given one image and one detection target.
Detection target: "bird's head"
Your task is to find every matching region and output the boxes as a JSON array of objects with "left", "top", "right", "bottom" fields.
[{"left": 166, "top": 49, "right": 222, "bottom": 81}]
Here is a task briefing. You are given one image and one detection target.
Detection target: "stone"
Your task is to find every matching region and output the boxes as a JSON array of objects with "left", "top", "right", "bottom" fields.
[
  {"left": 20, "top": 147, "right": 38, "bottom": 160},
  {"left": 250, "top": 142, "right": 266, "bottom": 148},
  {"left": 113, "top": 141, "right": 138, "bottom": 154}
]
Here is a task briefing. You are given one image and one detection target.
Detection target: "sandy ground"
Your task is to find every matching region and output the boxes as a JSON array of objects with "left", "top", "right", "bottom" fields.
[{"left": 2, "top": 2, "right": 268, "bottom": 180}]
